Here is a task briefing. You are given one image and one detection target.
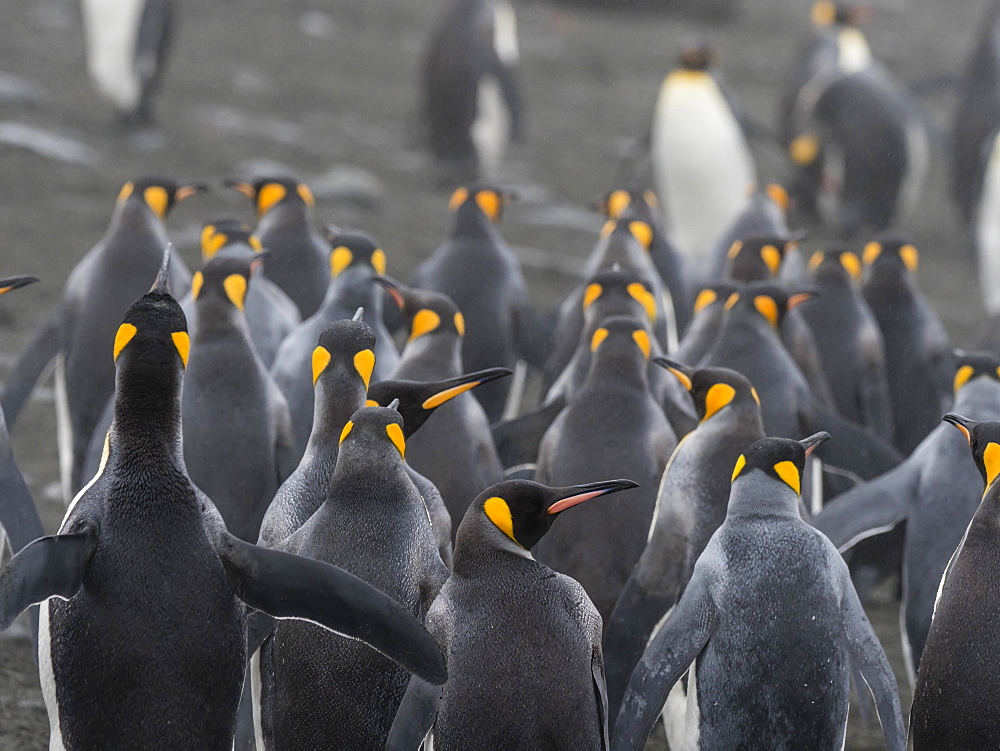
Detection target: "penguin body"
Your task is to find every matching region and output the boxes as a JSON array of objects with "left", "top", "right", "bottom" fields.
[
  {"left": 861, "top": 235, "right": 953, "bottom": 454},
  {"left": 182, "top": 253, "right": 296, "bottom": 541},
  {"left": 0, "top": 266, "right": 447, "bottom": 750},
  {"left": 535, "top": 316, "right": 676, "bottom": 618},
  {"left": 814, "top": 353, "right": 1000, "bottom": 680},
  {"left": 258, "top": 407, "right": 449, "bottom": 750},
  {"left": 81, "top": 0, "right": 175, "bottom": 122},
  {"left": 225, "top": 177, "right": 329, "bottom": 319},
  {"left": 910, "top": 413, "right": 1000, "bottom": 747},
  {"left": 651, "top": 45, "right": 756, "bottom": 263},
  {"left": 386, "top": 478, "right": 637, "bottom": 751},
  {"left": 973, "top": 128, "right": 1000, "bottom": 318},
  {"left": 411, "top": 186, "right": 533, "bottom": 420},
  {"left": 422, "top": 0, "right": 524, "bottom": 180},
  {"left": 613, "top": 434, "right": 906, "bottom": 751},
  {"left": 0, "top": 177, "right": 199, "bottom": 498}
]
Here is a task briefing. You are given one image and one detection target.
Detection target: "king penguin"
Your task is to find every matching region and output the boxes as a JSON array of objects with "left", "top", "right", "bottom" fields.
[
  {"left": 612, "top": 434, "right": 906, "bottom": 751},
  {"left": 706, "top": 184, "right": 794, "bottom": 284},
  {"left": 674, "top": 283, "right": 737, "bottom": 364},
  {"left": 910, "top": 413, "right": 1000, "bottom": 748},
  {"left": 182, "top": 252, "right": 297, "bottom": 542},
  {"left": 256, "top": 406, "right": 451, "bottom": 750},
  {"left": 386, "top": 478, "right": 638, "bottom": 751},
  {"left": 0, "top": 253, "right": 446, "bottom": 750},
  {"left": 651, "top": 43, "right": 756, "bottom": 264},
  {"left": 0, "top": 177, "right": 202, "bottom": 499}
]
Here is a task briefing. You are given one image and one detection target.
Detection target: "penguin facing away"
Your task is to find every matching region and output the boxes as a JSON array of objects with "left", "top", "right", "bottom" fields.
[
  {"left": 0, "top": 177, "right": 202, "bottom": 499},
  {"left": 0, "top": 257, "right": 446, "bottom": 750},
  {"left": 386, "top": 478, "right": 638, "bottom": 751},
  {"left": 705, "top": 183, "right": 793, "bottom": 284},
  {"left": 674, "top": 283, "right": 737, "bottom": 364},
  {"left": 612, "top": 434, "right": 906, "bottom": 751}
]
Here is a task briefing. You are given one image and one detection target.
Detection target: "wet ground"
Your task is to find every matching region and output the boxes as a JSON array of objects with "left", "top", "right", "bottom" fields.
[{"left": 0, "top": 0, "right": 989, "bottom": 746}]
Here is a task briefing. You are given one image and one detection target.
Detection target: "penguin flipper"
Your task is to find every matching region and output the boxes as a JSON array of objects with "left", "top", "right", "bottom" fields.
[
  {"left": 491, "top": 396, "right": 565, "bottom": 469},
  {"left": 801, "top": 402, "right": 903, "bottom": 481},
  {"left": 0, "top": 306, "right": 65, "bottom": 428},
  {"left": 0, "top": 411, "right": 44, "bottom": 553},
  {"left": 0, "top": 525, "right": 97, "bottom": 629},
  {"left": 385, "top": 674, "right": 442, "bottom": 751},
  {"left": 216, "top": 533, "right": 448, "bottom": 685},
  {"left": 592, "top": 645, "right": 611, "bottom": 751}
]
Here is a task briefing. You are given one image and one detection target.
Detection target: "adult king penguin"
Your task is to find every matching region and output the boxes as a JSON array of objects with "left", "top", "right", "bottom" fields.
[
  {"left": 613, "top": 434, "right": 906, "bottom": 751},
  {"left": 0, "top": 253, "right": 446, "bottom": 750},
  {"left": 0, "top": 177, "right": 202, "bottom": 498},
  {"left": 387, "top": 478, "right": 638, "bottom": 751}
]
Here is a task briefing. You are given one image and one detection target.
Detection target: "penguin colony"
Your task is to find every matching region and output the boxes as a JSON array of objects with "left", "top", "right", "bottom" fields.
[{"left": 4, "top": 1, "right": 1000, "bottom": 750}]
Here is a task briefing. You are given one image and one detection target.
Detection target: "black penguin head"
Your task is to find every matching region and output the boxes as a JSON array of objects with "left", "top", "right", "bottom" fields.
[
  {"left": 806, "top": 247, "right": 862, "bottom": 284},
  {"left": 811, "top": 1, "right": 870, "bottom": 27},
  {"left": 677, "top": 42, "right": 714, "bottom": 71},
  {"left": 367, "top": 368, "right": 512, "bottom": 439},
  {"left": 117, "top": 177, "right": 207, "bottom": 220},
  {"left": 375, "top": 277, "right": 465, "bottom": 343},
  {"left": 730, "top": 433, "right": 829, "bottom": 496},
  {"left": 582, "top": 267, "right": 658, "bottom": 326},
  {"left": 337, "top": 405, "right": 407, "bottom": 466},
  {"left": 862, "top": 233, "right": 919, "bottom": 278},
  {"left": 723, "top": 282, "right": 816, "bottom": 330},
  {"left": 323, "top": 229, "right": 387, "bottom": 279},
  {"left": 312, "top": 314, "right": 377, "bottom": 391},
  {"left": 597, "top": 215, "right": 655, "bottom": 256},
  {"left": 725, "top": 236, "right": 796, "bottom": 282},
  {"left": 655, "top": 360, "right": 761, "bottom": 423},
  {"left": 448, "top": 184, "right": 513, "bottom": 223},
  {"left": 223, "top": 176, "right": 315, "bottom": 218},
  {"left": 200, "top": 217, "right": 261, "bottom": 259},
  {"left": 691, "top": 283, "right": 738, "bottom": 319},
  {"left": 952, "top": 351, "right": 1000, "bottom": 395},
  {"left": 475, "top": 478, "right": 639, "bottom": 551},
  {"left": 190, "top": 253, "right": 265, "bottom": 314},
  {"left": 943, "top": 414, "right": 1000, "bottom": 490},
  {"left": 596, "top": 187, "right": 660, "bottom": 221},
  {"left": 589, "top": 315, "right": 653, "bottom": 364}
]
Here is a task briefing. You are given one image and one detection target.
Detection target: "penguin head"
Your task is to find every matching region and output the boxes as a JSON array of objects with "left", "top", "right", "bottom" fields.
[
  {"left": 811, "top": 1, "right": 869, "bottom": 27},
  {"left": 730, "top": 433, "right": 829, "bottom": 497},
  {"left": 588, "top": 315, "right": 654, "bottom": 365},
  {"left": 725, "top": 236, "right": 797, "bottom": 282},
  {"left": 336, "top": 405, "right": 408, "bottom": 468},
  {"left": 190, "top": 253, "right": 265, "bottom": 315},
  {"left": 951, "top": 351, "right": 1000, "bottom": 395},
  {"left": 655, "top": 360, "right": 761, "bottom": 423},
  {"left": 677, "top": 42, "right": 714, "bottom": 71},
  {"left": 471, "top": 478, "right": 639, "bottom": 551},
  {"left": 806, "top": 247, "right": 863, "bottom": 284},
  {"left": 723, "top": 283, "right": 816, "bottom": 330},
  {"left": 943, "top": 414, "right": 1000, "bottom": 491},
  {"left": 200, "top": 218, "right": 262, "bottom": 259},
  {"left": 862, "top": 233, "right": 919, "bottom": 280},
  {"left": 375, "top": 277, "right": 465, "bottom": 343},
  {"left": 118, "top": 177, "right": 207, "bottom": 220},
  {"left": 367, "top": 368, "right": 512, "bottom": 439},
  {"left": 323, "top": 229, "right": 387, "bottom": 279},
  {"left": 223, "top": 176, "right": 315, "bottom": 218},
  {"left": 598, "top": 215, "right": 656, "bottom": 257},
  {"left": 448, "top": 184, "right": 513, "bottom": 224},
  {"left": 582, "top": 267, "right": 658, "bottom": 327},
  {"left": 312, "top": 313, "right": 377, "bottom": 392},
  {"left": 596, "top": 187, "right": 660, "bottom": 221},
  {"left": 691, "top": 283, "right": 738, "bottom": 319}
]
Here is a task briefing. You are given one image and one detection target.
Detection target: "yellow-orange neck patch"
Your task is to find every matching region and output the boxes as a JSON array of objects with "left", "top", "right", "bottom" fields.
[
  {"left": 339, "top": 421, "right": 354, "bottom": 445},
  {"left": 590, "top": 327, "right": 609, "bottom": 352},
  {"left": 985, "top": 442, "right": 1000, "bottom": 489},
  {"left": 583, "top": 283, "right": 603, "bottom": 310},
  {"left": 632, "top": 329, "right": 651, "bottom": 359},
  {"left": 311, "top": 346, "right": 331, "bottom": 385},
  {"left": 773, "top": 460, "right": 800, "bottom": 494},
  {"left": 702, "top": 382, "right": 736, "bottom": 422},
  {"left": 257, "top": 183, "right": 286, "bottom": 216},
  {"left": 354, "top": 349, "right": 375, "bottom": 389},
  {"left": 191, "top": 272, "right": 204, "bottom": 301},
  {"left": 113, "top": 323, "right": 137, "bottom": 362},
  {"left": 483, "top": 496, "right": 520, "bottom": 547},
  {"left": 862, "top": 242, "right": 882, "bottom": 266},
  {"left": 143, "top": 186, "right": 169, "bottom": 219},
  {"left": 223, "top": 274, "right": 248, "bottom": 311},
  {"left": 954, "top": 365, "right": 975, "bottom": 394},
  {"left": 606, "top": 190, "right": 630, "bottom": 218},
  {"left": 693, "top": 288, "right": 717, "bottom": 315},
  {"left": 410, "top": 309, "right": 442, "bottom": 342},
  {"left": 331, "top": 246, "right": 353, "bottom": 276},
  {"left": 386, "top": 422, "right": 405, "bottom": 458},
  {"left": 731, "top": 454, "right": 746, "bottom": 483},
  {"left": 172, "top": 331, "right": 190, "bottom": 368},
  {"left": 753, "top": 295, "right": 779, "bottom": 328},
  {"left": 627, "top": 283, "right": 657, "bottom": 322}
]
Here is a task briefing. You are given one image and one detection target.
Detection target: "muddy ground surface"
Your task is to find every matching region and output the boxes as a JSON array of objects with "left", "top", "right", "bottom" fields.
[{"left": 0, "top": 0, "right": 989, "bottom": 746}]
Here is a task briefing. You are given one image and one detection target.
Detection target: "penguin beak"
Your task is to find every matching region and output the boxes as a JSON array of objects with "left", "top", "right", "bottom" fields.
[
  {"left": 943, "top": 413, "right": 977, "bottom": 444},
  {"left": 352, "top": 307, "right": 365, "bottom": 322},
  {"left": 546, "top": 479, "right": 639, "bottom": 515},
  {"left": 248, "top": 252, "right": 269, "bottom": 276},
  {"left": 652, "top": 357, "right": 694, "bottom": 391},
  {"left": 798, "top": 432, "right": 830, "bottom": 457},
  {"left": 0, "top": 276, "right": 39, "bottom": 295},
  {"left": 175, "top": 182, "right": 209, "bottom": 202},
  {"left": 420, "top": 368, "right": 514, "bottom": 410},
  {"left": 223, "top": 179, "right": 256, "bottom": 200},
  {"left": 149, "top": 246, "right": 173, "bottom": 294},
  {"left": 373, "top": 276, "right": 407, "bottom": 311}
]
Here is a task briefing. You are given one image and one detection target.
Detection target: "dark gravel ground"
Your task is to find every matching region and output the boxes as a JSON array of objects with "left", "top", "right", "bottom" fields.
[{"left": 0, "top": 0, "right": 989, "bottom": 747}]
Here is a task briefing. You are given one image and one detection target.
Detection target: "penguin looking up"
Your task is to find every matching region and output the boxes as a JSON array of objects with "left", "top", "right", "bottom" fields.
[
  {"left": 0, "top": 255, "right": 447, "bottom": 749},
  {"left": 613, "top": 433, "right": 906, "bottom": 751},
  {"left": 224, "top": 176, "right": 329, "bottom": 318},
  {"left": 182, "top": 252, "right": 296, "bottom": 542},
  {"left": 411, "top": 185, "right": 537, "bottom": 420},
  {"left": 910, "top": 413, "right": 1000, "bottom": 748},
  {"left": 0, "top": 177, "right": 203, "bottom": 499},
  {"left": 387, "top": 478, "right": 638, "bottom": 751},
  {"left": 256, "top": 406, "right": 451, "bottom": 750}
]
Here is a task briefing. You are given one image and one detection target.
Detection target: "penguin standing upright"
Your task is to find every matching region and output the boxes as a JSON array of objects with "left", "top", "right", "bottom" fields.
[
  {"left": 650, "top": 43, "right": 756, "bottom": 263},
  {"left": 0, "top": 257, "right": 447, "bottom": 750},
  {"left": 257, "top": 406, "right": 450, "bottom": 750},
  {"left": 613, "top": 434, "right": 906, "bottom": 751},
  {"left": 225, "top": 177, "right": 329, "bottom": 319},
  {"left": 0, "top": 177, "right": 201, "bottom": 498},
  {"left": 81, "top": 0, "right": 176, "bottom": 122},
  {"left": 387, "top": 478, "right": 638, "bottom": 751},
  {"left": 411, "top": 186, "right": 535, "bottom": 420},
  {"left": 422, "top": 0, "right": 524, "bottom": 180},
  {"left": 706, "top": 184, "right": 793, "bottom": 283},
  {"left": 182, "top": 253, "right": 296, "bottom": 541},
  {"left": 910, "top": 413, "right": 1000, "bottom": 748},
  {"left": 535, "top": 316, "right": 676, "bottom": 618}
]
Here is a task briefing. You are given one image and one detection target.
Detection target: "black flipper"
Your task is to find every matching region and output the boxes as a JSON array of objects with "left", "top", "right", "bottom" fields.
[
  {"left": 491, "top": 396, "right": 566, "bottom": 469},
  {"left": 385, "top": 674, "right": 442, "bottom": 751},
  {"left": 802, "top": 401, "right": 903, "bottom": 481},
  {"left": 593, "top": 645, "right": 611, "bottom": 751},
  {"left": 0, "top": 409, "right": 44, "bottom": 554},
  {"left": 0, "top": 525, "right": 97, "bottom": 629},
  {"left": 216, "top": 533, "right": 447, "bottom": 685},
  {"left": 0, "top": 306, "right": 64, "bottom": 428}
]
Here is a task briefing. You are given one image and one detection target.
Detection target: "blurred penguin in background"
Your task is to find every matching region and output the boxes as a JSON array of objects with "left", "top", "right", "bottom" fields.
[
  {"left": 82, "top": 0, "right": 176, "bottom": 123},
  {"left": 422, "top": 0, "right": 525, "bottom": 183}
]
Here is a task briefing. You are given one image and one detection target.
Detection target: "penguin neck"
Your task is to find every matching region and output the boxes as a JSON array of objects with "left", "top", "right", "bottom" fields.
[
  {"left": 453, "top": 514, "right": 536, "bottom": 577},
  {"left": 109, "top": 371, "right": 184, "bottom": 464},
  {"left": 108, "top": 200, "right": 166, "bottom": 244},
  {"left": 701, "top": 400, "right": 765, "bottom": 437},
  {"left": 193, "top": 298, "right": 252, "bottom": 341},
  {"left": 814, "top": 268, "right": 855, "bottom": 292},
  {"left": 258, "top": 202, "right": 310, "bottom": 234},
  {"left": 718, "top": 312, "right": 782, "bottom": 349},
  {"left": 450, "top": 205, "right": 498, "bottom": 242},
  {"left": 955, "top": 378, "right": 1000, "bottom": 414},
  {"left": 307, "top": 373, "right": 367, "bottom": 450},
  {"left": 319, "top": 270, "right": 379, "bottom": 317},
  {"left": 727, "top": 476, "right": 801, "bottom": 520},
  {"left": 326, "top": 447, "right": 413, "bottom": 504},
  {"left": 400, "top": 332, "right": 463, "bottom": 377},
  {"left": 864, "top": 267, "right": 917, "bottom": 302},
  {"left": 584, "top": 349, "right": 649, "bottom": 391}
]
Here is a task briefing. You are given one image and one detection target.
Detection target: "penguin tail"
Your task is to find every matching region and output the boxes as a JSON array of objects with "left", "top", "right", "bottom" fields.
[{"left": 0, "top": 306, "right": 65, "bottom": 429}]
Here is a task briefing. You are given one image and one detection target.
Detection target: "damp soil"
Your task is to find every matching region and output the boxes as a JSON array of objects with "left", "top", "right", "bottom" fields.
[{"left": 0, "top": 0, "right": 983, "bottom": 746}]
